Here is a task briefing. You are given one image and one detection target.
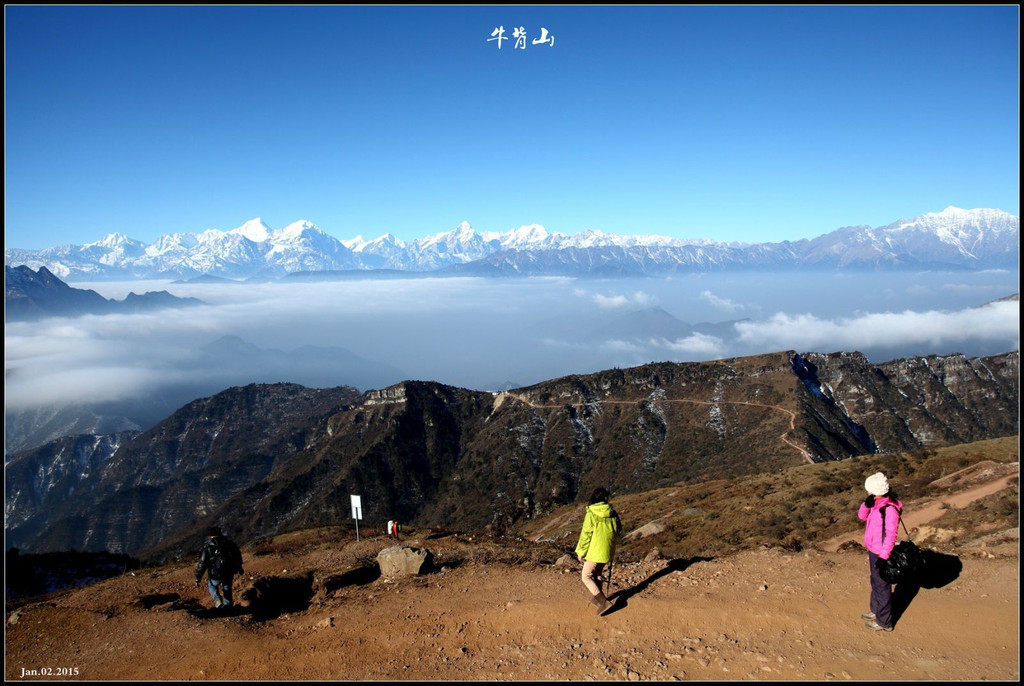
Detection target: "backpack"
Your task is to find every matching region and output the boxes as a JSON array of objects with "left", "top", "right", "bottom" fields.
[{"left": 207, "top": 537, "right": 241, "bottom": 578}]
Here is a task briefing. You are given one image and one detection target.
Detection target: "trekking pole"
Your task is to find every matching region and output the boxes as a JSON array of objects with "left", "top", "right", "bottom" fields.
[{"left": 605, "top": 562, "right": 614, "bottom": 596}]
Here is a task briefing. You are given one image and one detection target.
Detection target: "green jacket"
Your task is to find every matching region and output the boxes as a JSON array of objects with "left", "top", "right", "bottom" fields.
[{"left": 575, "top": 501, "right": 622, "bottom": 563}]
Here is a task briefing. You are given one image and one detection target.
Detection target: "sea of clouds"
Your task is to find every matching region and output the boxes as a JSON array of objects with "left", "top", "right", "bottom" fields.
[{"left": 4, "top": 270, "right": 1019, "bottom": 417}]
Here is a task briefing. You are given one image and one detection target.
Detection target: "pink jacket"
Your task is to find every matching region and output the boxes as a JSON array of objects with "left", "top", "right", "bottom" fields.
[{"left": 857, "top": 496, "right": 903, "bottom": 559}]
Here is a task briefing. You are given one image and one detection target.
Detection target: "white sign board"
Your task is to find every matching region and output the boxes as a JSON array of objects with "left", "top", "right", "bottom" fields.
[{"left": 350, "top": 495, "right": 362, "bottom": 520}]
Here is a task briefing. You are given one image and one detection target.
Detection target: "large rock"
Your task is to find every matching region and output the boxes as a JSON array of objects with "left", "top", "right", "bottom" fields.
[
  {"left": 624, "top": 521, "right": 667, "bottom": 542},
  {"left": 376, "top": 545, "right": 432, "bottom": 578}
]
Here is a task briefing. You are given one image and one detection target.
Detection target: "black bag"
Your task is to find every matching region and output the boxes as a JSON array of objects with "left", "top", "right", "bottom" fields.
[
  {"left": 873, "top": 502, "right": 924, "bottom": 585},
  {"left": 876, "top": 540, "right": 924, "bottom": 585},
  {"left": 207, "top": 537, "right": 242, "bottom": 578}
]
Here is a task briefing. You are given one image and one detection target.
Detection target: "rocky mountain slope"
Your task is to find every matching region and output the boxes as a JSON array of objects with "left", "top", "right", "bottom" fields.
[
  {"left": 4, "top": 439, "right": 1018, "bottom": 681},
  {"left": 5, "top": 349, "right": 1017, "bottom": 562},
  {"left": 5, "top": 383, "right": 363, "bottom": 554}
]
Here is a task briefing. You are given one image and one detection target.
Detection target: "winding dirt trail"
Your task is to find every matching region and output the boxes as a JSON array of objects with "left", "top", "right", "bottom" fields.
[
  {"left": 497, "top": 392, "right": 813, "bottom": 463},
  {"left": 819, "top": 469, "right": 1020, "bottom": 552}
]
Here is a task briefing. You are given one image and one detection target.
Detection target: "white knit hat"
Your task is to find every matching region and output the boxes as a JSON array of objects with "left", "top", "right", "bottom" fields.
[{"left": 864, "top": 472, "right": 890, "bottom": 496}]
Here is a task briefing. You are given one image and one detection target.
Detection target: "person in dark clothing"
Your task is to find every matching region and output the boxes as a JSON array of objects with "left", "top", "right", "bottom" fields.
[{"left": 195, "top": 526, "right": 244, "bottom": 609}]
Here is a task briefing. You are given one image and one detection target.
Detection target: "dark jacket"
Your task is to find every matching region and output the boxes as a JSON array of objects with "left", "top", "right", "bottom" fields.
[{"left": 195, "top": 535, "right": 244, "bottom": 582}]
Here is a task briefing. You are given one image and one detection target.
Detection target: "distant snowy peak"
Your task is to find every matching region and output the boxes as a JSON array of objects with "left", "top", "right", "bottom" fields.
[
  {"left": 343, "top": 233, "right": 407, "bottom": 250},
  {"left": 366, "top": 233, "right": 406, "bottom": 249},
  {"left": 799, "top": 207, "right": 1019, "bottom": 268},
  {"left": 885, "top": 207, "right": 1018, "bottom": 260},
  {"left": 484, "top": 224, "right": 554, "bottom": 251},
  {"left": 4, "top": 208, "right": 1018, "bottom": 280},
  {"left": 231, "top": 217, "right": 273, "bottom": 242},
  {"left": 278, "top": 220, "right": 325, "bottom": 238},
  {"left": 888, "top": 206, "right": 1016, "bottom": 235},
  {"left": 86, "top": 233, "right": 140, "bottom": 249},
  {"left": 147, "top": 233, "right": 198, "bottom": 255},
  {"left": 84, "top": 233, "right": 147, "bottom": 259},
  {"left": 341, "top": 236, "right": 366, "bottom": 251},
  {"left": 418, "top": 221, "right": 479, "bottom": 248}
]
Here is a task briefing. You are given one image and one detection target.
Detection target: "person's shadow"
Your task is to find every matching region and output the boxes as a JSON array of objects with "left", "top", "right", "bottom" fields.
[
  {"left": 605, "top": 557, "right": 713, "bottom": 616},
  {"left": 892, "top": 549, "right": 963, "bottom": 626},
  {"left": 141, "top": 572, "right": 316, "bottom": 623},
  {"left": 137, "top": 593, "right": 251, "bottom": 620}
]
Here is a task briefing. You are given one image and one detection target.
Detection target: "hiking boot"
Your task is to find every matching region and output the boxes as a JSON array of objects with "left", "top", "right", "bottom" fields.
[
  {"left": 865, "top": 620, "right": 892, "bottom": 632},
  {"left": 592, "top": 593, "right": 611, "bottom": 616},
  {"left": 861, "top": 612, "right": 876, "bottom": 621}
]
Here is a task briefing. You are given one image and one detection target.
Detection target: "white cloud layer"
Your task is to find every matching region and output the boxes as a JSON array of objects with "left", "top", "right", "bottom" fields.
[
  {"left": 591, "top": 290, "right": 657, "bottom": 309},
  {"left": 5, "top": 272, "right": 1019, "bottom": 434},
  {"left": 700, "top": 290, "right": 744, "bottom": 313},
  {"left": 734, "top": 300, "right": 1019, "bottom": 353},
  {"left": 654, "top": 333, "right": 727, "bottom": 356}
]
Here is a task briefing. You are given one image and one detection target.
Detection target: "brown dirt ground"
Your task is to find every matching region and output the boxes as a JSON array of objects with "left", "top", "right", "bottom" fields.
[{"left": 5, "top": 484, "right": 1019, "bottom": 682}]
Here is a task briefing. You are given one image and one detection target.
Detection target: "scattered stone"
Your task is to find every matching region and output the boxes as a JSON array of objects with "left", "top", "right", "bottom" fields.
[
  {"left": 624, "top": 521, "right": 667, "bottom": 541},
  {"left": 644, "top": 548, "right": 665, "bottom": 562},
  {"left": 554, "top": 554, "right": 576, "bottom": 568}
]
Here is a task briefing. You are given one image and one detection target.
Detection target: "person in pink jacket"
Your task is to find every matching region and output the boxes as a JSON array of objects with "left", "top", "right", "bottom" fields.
[{"left": 857, "top": 472, "right": 903, "bottom": 631}]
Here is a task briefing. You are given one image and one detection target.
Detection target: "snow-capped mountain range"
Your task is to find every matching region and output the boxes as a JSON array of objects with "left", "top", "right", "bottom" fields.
[{"left": 4, "top": 207, "right": 1018, "bottom": 281}]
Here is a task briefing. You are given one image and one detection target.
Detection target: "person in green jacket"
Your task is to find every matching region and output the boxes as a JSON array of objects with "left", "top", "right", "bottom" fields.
[{"left": 575, "top": 487, "right": 622, "bottom": 616}]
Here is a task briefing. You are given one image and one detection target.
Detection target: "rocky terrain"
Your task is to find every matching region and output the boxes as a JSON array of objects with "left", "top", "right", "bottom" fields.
[
  {"left": 6, "top": 350, "right": 1018, "bottom": 564},
  {"left": 5, "top": 438, "right": 1018, "bottom": 681}
]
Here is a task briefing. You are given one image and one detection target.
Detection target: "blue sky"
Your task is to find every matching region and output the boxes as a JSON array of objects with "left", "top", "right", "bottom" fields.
[{"left": 4, "top": 5, "right": 1019, "bottom": 249}]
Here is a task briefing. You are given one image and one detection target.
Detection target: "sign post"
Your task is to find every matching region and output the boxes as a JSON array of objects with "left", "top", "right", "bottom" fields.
[{"left": 350, "top": 495, "right": 362, "bottom": 541}]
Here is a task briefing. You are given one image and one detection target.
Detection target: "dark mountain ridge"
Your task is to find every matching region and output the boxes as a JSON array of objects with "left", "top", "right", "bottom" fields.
[
  {"left": 5, "top": 384, "right": 363, "bottom": 554},
  {"left": 4, "top": 349, "right": 1017, "bottom": 563},
  {"left": 4, "top": 265, "right": 204, "bottom": 321}
]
